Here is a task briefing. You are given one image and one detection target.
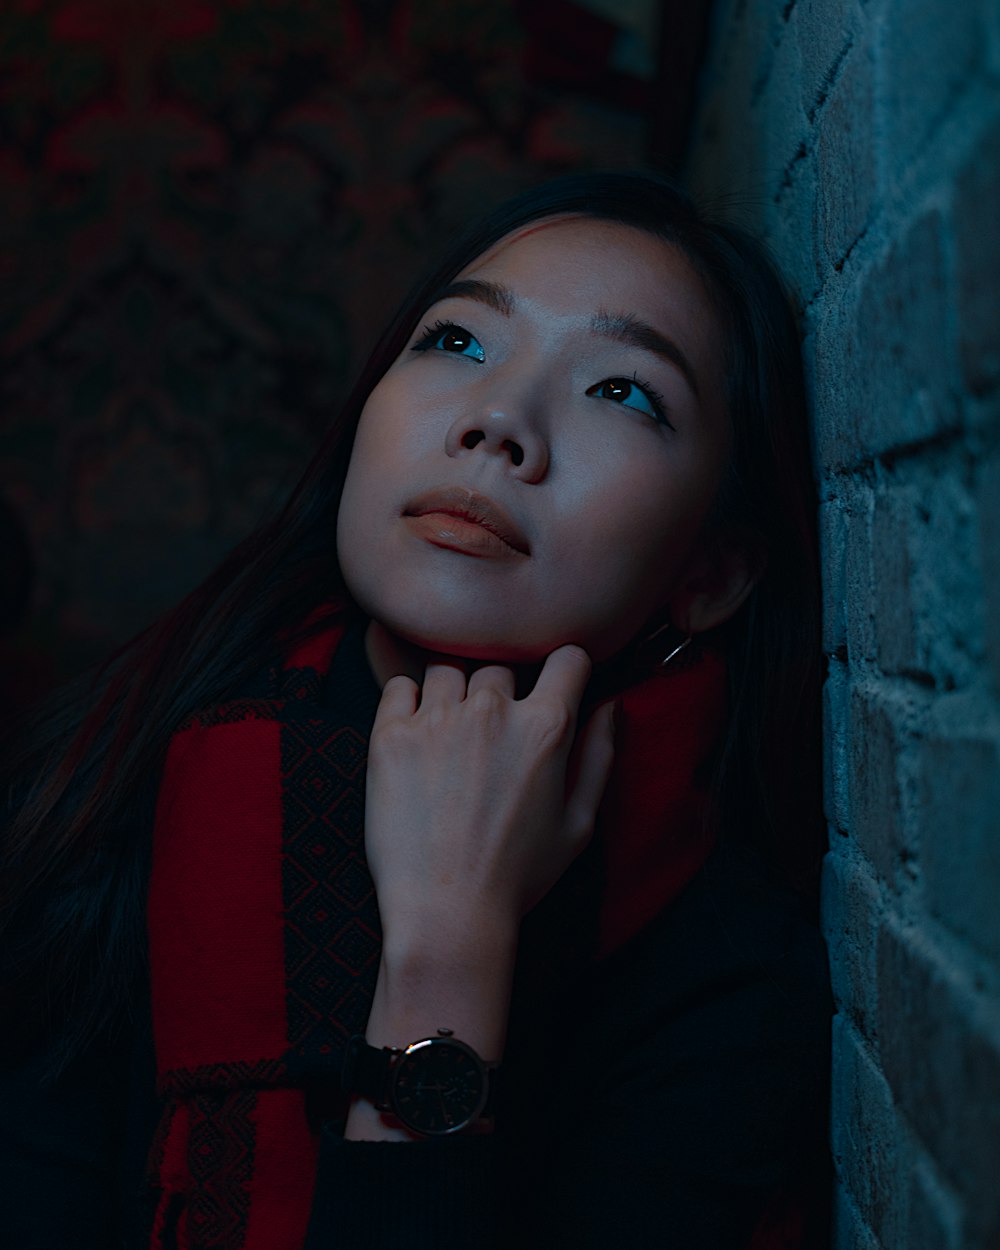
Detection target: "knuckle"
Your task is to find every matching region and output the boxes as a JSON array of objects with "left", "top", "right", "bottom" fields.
[
  {"left": 382, "top": 674, "right": 413, "bottom": 694},
  {"left": 468, "top": 686, "right": 506, "bottom": 719},
  {"left": 423, "top": 701, "right": 450, "bottom": 731},
  {"left": 369, "top": 716, "right": 409, "bottom": 756},
  {"left": 561, "top": 643, "right": 592, "bottom": 667},
  {"left": 531, "top": 701, "right": 574, "bottom": 748}
]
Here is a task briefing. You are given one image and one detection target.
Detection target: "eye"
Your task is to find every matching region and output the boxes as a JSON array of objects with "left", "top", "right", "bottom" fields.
[
  {"left": 412, "top": 320, "right": 486, "bottom": 362},
  {"left": 586, "top": 376, "right": 674, "bottom": 429}
]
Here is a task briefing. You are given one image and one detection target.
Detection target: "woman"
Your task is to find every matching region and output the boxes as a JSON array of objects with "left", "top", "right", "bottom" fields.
[{"left": 0, "top": 171, "right": 832, "bottom": 1249}]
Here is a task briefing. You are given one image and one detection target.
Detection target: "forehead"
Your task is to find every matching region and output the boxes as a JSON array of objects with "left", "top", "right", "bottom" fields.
[{"left": 456, "top": 216, "right": 722, "bottom": 368}]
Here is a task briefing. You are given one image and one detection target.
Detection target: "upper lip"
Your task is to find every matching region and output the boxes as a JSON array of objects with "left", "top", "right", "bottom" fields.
[{"left": 404, "top": 486, "right": 531, "bottom": 554}]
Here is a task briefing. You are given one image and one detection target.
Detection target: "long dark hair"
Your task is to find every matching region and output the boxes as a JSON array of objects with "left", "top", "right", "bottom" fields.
[{"left": 1, "top": 170, "right": 822, "bottom": 1080}]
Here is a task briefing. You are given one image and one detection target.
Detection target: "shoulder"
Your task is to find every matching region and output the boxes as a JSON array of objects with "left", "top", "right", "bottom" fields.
[
  {"left": 600, "top": 835, "right": 831, "bottom": 1018},
  {"left": 500, "top": 838, "right": 833, "bottom": 1245},
  {"left": 588, "top": 836, "right": 832, "bottom": 1072}
]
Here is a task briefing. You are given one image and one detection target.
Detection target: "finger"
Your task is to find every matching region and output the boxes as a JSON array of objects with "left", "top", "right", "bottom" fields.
[
  {"left": 466, "top": 663, "right": 517, "bottom": 700},
  {"left": 563, "top": 700, "right": 617, "bottom": 843},
  {"left": 372, "top": 672, "right": 420, "bottom": 726},
  {"left": 418, "top": 660, "right": 469, "bottom": 707},
  {"left": 529, "top": 644, "right": 593, "bottom": 712}
]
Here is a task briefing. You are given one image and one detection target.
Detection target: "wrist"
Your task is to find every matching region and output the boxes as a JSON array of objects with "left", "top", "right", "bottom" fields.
[
  {"left": 379, "top": 908, "right": 519, "bottom": 984},
  {"left": 344, "top": 1029, "right": 499, "bottom": 1139},
  {"left": 343, "top": 938, "right": 515, "bottom": 1143},
  {"left": 378, "top": 886, "right": 520, "bottom": 949},
  {"left": 370, "top": 933, "right": 516, "bottom": 1059}
]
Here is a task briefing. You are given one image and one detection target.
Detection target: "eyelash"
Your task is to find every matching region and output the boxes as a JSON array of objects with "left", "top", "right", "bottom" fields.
[
  {"left": 411, "top": 320, "right": 465, "bottom": 353},
  {"left": 411, "top": 320, "right": 675, "bottom": 430},
  {"left": 621, "top": 372, "right": 674, "bottom": 430}
]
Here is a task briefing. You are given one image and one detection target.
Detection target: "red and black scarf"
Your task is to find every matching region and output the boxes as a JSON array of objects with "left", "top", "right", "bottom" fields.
[{"left": 144, "top": 603, "right": 732, "bottom": 1249}]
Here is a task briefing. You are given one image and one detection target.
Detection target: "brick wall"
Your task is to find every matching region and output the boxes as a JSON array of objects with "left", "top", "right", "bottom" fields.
[{"left": 684, "top": 1, "right": 1000, "bottom": 1246}]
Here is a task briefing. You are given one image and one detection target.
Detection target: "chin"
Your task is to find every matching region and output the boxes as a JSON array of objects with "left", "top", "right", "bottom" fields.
[{"left": 394, "top": 622, "right": 553, "bottom": 664}]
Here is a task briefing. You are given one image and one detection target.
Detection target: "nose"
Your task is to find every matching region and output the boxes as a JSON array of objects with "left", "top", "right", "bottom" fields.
[{"left": 444, "top": 397, "right": 549, "bottom": 483}]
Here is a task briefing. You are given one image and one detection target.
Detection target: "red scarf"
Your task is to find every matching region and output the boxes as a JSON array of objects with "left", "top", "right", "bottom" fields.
[{"left": 144, "top": 603, "right": 730, "bottom": 1249}]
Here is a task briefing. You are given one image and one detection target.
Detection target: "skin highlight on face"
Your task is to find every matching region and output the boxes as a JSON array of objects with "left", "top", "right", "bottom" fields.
[{"left": 335, "top": 217, "right": 758, "bottom": 690}]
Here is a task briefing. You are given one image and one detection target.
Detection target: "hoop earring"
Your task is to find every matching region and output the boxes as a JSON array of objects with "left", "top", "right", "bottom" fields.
[
  {"left": 659, "top": 635, "right": 692, "bottom": 668},
  {"left": 640, "top": 621, "right": 694, "bottom": 668}
]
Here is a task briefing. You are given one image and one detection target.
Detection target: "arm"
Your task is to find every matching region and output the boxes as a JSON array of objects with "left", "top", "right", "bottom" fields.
[
  {"left": 343, "top": 922, "right": 517, "bottom": 1141},
  {"left": 300, "top": 647, "right": 615, "bottom": 1249},
  {"left": 343, "top": 646, "right": 615, "bottom": 1145},
  {"left": 304, "top": 843, "right": 832, "bottom": 1250}
]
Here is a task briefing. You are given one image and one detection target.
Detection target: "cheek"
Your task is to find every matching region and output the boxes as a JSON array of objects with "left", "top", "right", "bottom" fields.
[
  {"left": 570, "top": 456, "right": 718, "bottom": 598},
  {"left": 340, "top": 391, "right": 412, "bottom": 508}
]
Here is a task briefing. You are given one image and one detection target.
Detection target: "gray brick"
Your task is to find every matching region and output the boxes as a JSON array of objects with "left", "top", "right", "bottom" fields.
[
  {"left": 988, "top": 0, "right": 1000, "bottom": 81},
  {"left": 757, "top": 13, "right": 808, "bottom": 192},
  {"left": 877, "top": 0, "right": 981, "bottom": 186},
  {"left": 916, "top": 457, "right": 982, "bottom": 687},
  {"left": 830, "top": 1013, "right": 911, "bottom": 1244},
  {"left": 843, "top": 479, "right": 874, "bottom": 665},
  {"left": 913, "top": 732, "right": 1000, "bottom": 964},
  {"left": 819, "top": 497, "right": 848, "bottom": 655},
  {"left": 821, "top": 849, "right": 882, "bottom": 1042},
  {"left": 817, "top": 42, "right": 875, "bottom": 270},
  {"left": 953, "top": 115, "right": 1000, "bottom": 395},
  {"left": 810, "top": 289, "right": 865, "bottom": 472},
  {"left": 824, "top": 663, "right": 851, "bottom": 833},
  {"left": 806, "top": 308, "right": 850, "bottom": 471},
  {"left": 847, "top": 682, "right": 908, "bottom": 881},
  {"left": 906, "top": 1153, "right": 965, "bottom": 1250},
  {"left": 979, "top": 453, "right": 1000, "bottom": 696},
  {"left": 850, "top": 211, "right": 961, "bottom": 458},
  {"left": 869, "top": 483, "right": 916, "bottom": 676},
  {"left": 877, "top": 924, "right": 1000, "bottom": 1244},
  {"left": 831, "top": 1183, "right": 880, "bottom": 1250},
  {"left": 765, "top": 139, "right": 819, "bottom": 306},
  {"left": 796, "top": 0, "right": 860, "bottom": 120},
  {"left": 870, "top": 461, "right": 984, "bottom": 691}
]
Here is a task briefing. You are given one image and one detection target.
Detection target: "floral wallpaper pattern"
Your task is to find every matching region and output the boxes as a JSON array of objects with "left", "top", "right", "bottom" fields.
[{"left": 0, "top": 0, "right": 664, "bottom": 708}]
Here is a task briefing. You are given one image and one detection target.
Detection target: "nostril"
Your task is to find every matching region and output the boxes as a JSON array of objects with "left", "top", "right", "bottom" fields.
[
  {"left": 503, "top": 441, "right": 524, "bottom": 466},
  {"left": 461, "top": 431, "right": 485, "bottom": 449}
]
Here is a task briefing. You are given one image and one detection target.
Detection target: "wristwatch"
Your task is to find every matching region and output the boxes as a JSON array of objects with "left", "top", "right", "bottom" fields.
[{"left": 342, "top": 1028, "right": 500, "bottom": 1137}]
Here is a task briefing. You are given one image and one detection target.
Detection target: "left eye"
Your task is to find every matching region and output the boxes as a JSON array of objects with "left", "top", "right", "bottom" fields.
[
  {"left": 586, "top": 377, "right": 671, "bottom": 426},
  {"left": 413, "top": 322, "right": 485, "bottom": 362}
]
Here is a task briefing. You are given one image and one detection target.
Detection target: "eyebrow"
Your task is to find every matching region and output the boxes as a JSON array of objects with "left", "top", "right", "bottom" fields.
[
  {"left": 431, "top": 278, "right": 516, "bottom": 316},
  {"left": 428, "top": 279, "right": 701, "bottom": 400},
  {"left": 590, "top": 311, "right": 701, "bottom": 400}
]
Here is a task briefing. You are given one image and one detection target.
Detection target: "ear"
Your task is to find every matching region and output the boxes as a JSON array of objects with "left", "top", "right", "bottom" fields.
[{"left": 667, "top": 530, "right": 765, "bottom": 635}]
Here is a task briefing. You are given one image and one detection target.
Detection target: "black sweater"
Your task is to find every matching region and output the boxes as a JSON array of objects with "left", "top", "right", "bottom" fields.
[{"left": 0, "top": 626, "right": 833, "bottom": 1249}]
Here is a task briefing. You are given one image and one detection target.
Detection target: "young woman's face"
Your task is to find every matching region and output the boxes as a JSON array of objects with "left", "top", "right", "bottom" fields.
[{"left": 336, "top": 216, "right": 735, "bottom": 664}]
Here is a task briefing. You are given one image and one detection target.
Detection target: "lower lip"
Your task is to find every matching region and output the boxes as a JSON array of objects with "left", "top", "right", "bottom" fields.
[{"left": 404, "top": 512, "right": 526, "bottom": 559}]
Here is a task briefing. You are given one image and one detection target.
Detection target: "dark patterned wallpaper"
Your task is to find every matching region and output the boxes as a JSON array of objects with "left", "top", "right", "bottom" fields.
[{"left": 0, "top": 0, "right": 701, "bottom": 712}]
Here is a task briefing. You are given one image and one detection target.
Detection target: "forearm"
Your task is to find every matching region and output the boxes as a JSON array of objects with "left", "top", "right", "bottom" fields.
[{"left": 344, "top": 915, "right": 518, "bottom": 1142}]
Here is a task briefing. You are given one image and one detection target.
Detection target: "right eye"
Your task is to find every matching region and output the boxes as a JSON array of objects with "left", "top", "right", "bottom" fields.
[{"left": 412, "top": 321, "right": 486, "bottom": 362}]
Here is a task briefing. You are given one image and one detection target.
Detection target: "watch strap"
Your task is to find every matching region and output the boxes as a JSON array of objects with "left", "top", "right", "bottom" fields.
[{"left": 343, "top": 1032, "right": 395, "bottom": 1109}]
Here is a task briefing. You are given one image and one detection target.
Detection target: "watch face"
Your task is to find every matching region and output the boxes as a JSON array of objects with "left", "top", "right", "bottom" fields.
[{"left": 391, "top": 1037, "right": 487, "bottom": 1136}]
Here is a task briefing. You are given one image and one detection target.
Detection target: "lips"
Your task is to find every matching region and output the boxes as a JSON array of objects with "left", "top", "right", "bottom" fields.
[{"left": 404, "top": 486, "right": 530, "bottom": 555}]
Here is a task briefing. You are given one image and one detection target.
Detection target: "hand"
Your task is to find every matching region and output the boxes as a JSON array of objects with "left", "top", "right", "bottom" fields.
[{"left": 363, "top": 644, "right": 616, "bottom": 945}]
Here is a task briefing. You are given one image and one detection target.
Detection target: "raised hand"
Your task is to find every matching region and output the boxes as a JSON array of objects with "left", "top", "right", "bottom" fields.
[
  {"left": 363, "top": 643, "right": 617, "bottom": 949},
  {"left": 346, "top": 645, "right": 615, "bottom": 1139}
]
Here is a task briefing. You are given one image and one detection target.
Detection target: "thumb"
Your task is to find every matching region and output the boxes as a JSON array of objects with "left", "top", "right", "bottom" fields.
[{"left": 563, "top": 698, "right": 618, "bottom": 847}]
